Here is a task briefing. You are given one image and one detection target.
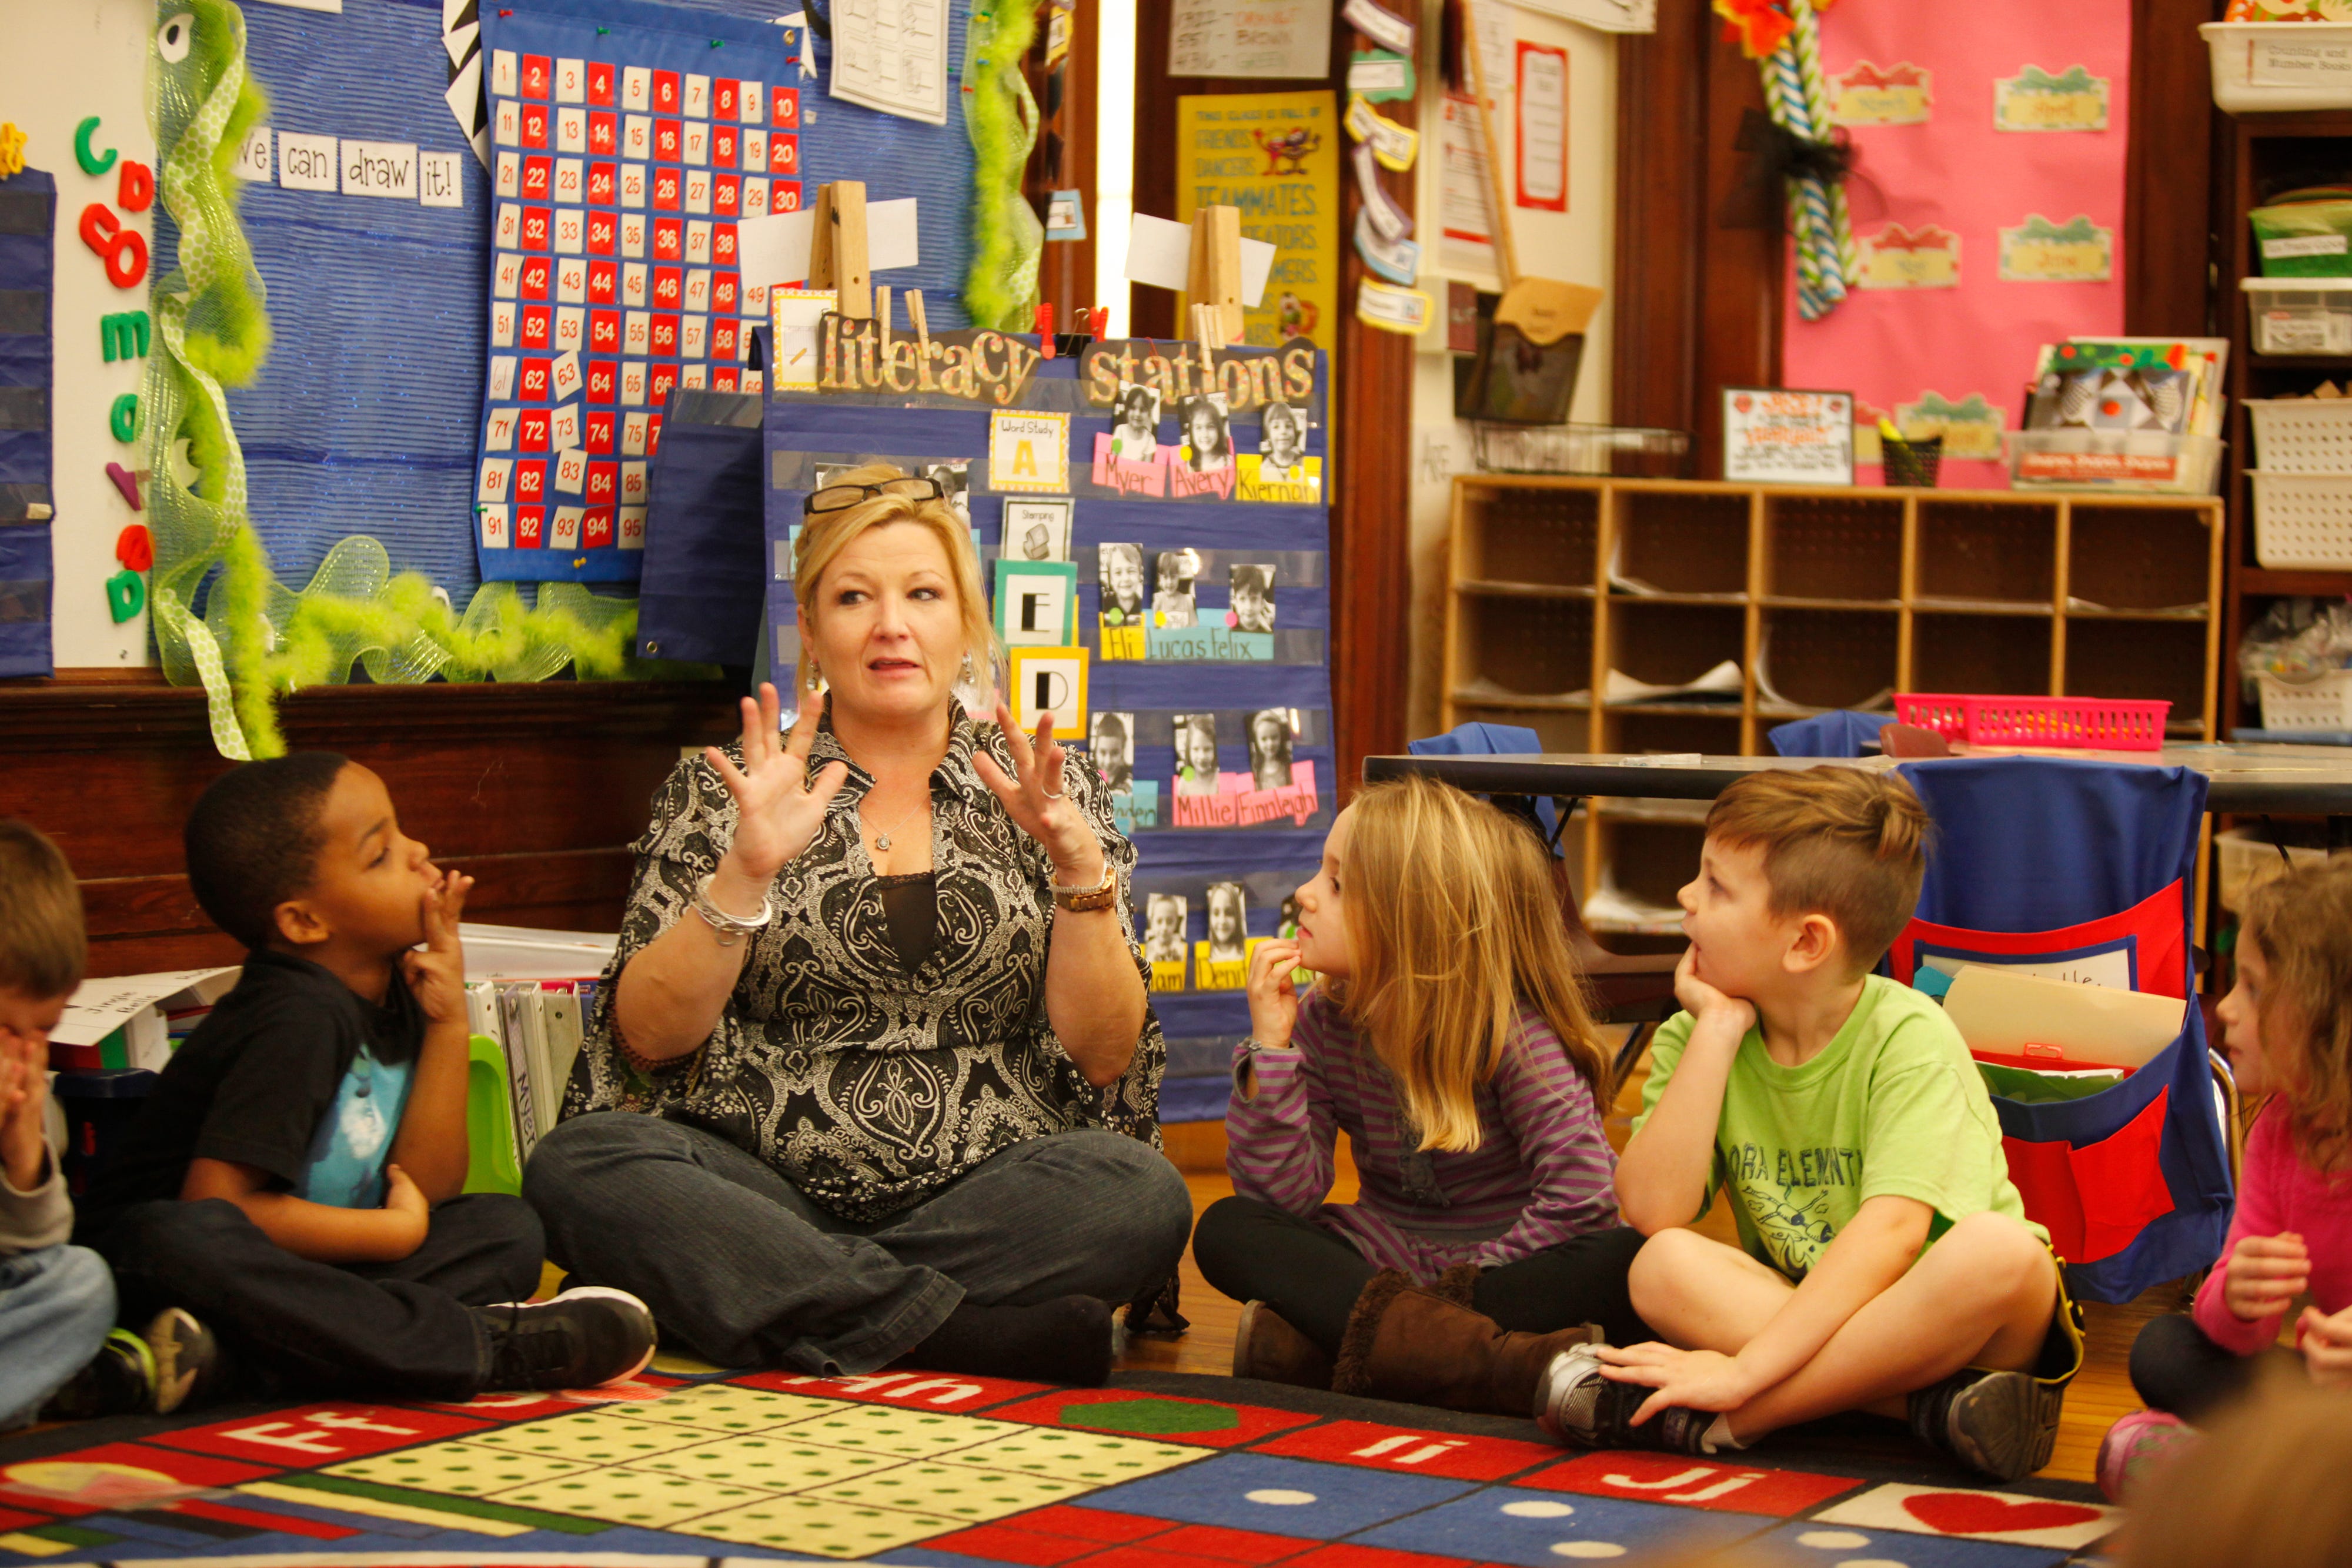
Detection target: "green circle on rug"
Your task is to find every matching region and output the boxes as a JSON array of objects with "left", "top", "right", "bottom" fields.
[{"left": 1061, "top": 1398, "right": 1241, "bottom": 1435}]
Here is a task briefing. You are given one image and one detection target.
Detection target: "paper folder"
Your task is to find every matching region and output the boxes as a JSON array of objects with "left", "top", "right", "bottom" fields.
[{"left": 1942, "top": 964, "right": 2185, "bottom": 1073}]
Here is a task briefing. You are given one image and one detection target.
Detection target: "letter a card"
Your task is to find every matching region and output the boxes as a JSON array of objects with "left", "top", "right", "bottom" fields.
[
  {"left": 994, "top": 560, "right": 1080, "bottom": 647},
  {"left": 988, "top": 410, "right": 1071, "bottom": 493}
]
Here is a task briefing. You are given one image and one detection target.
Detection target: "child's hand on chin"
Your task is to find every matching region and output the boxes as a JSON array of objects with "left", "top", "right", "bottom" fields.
[
  {"left": 1674, "top": 946, "right": 1758, "bottom": 1037},
  {"left": 400, "top": 872, "right": 475, "bottom": 1025},
  {"left": 1245, "top": 939, "right": 1304, "bottom": 1049}
]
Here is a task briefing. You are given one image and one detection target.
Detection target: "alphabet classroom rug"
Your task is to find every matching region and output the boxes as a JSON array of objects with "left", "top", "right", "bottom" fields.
[{"left": 0, "top": 1370, "right": 2122, "bottom": 1567}]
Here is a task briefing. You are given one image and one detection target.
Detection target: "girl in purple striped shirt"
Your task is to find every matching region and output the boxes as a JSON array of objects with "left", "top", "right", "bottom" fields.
[{"left": 1194, "top": 775, "right": 1648, "bottom": 1417}]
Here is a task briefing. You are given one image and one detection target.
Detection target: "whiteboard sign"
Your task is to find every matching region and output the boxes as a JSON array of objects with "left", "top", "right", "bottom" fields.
[{"left": 1722, "top": 387, "right": 1855, "bottom": 486}]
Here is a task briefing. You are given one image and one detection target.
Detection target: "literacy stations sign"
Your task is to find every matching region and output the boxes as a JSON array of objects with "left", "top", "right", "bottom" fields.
[{"left": 1722, "top": 388, "right": 1855, "bottom": 486}]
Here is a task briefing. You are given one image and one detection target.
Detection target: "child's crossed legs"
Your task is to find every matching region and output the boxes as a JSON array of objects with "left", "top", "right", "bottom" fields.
[{"left": 1626, "top": 1209, "right": 2059, "bottom": 1442}]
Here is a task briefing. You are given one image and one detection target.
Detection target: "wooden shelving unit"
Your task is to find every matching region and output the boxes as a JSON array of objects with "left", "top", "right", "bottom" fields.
[
  {"left": 1443, "top": 477, "right": 2226, "bottom": 935},
  {"left": 2216, "top": 111, "right": 2352, "bottom": 734}
]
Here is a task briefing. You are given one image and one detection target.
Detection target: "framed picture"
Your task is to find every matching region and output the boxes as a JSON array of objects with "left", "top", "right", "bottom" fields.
[{"left": 1720, "top": 387, "right": 1856, "bottom": 486}]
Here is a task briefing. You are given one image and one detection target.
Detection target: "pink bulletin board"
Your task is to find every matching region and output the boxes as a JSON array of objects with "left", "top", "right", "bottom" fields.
[{"left": 1779, "top": 0, "right": 2131, "bottom": 490}]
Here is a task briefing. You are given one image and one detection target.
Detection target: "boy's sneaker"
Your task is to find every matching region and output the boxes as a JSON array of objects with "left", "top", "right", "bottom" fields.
[
  {"left": 39, "top": 1329, "right": 156, "bottom": 1419},
  {"left": 2096, "top": 1408, "right": 2196, "bottom": 1503},
  {"left": 1908, "top": 1368, "right": 2062, "bottom": 1482},
  {"left": 40, "top": 1309, "right": 223, "bottom": 1419},
  {"left": 477, "top": 1286, "right": 657, "bottom": 1391},
  {"left": 1534, "top": 1342, "right": 1715, "bottom": 1455},
  {"left": 145, "top": 1306, "right": 226, "bottom": 1413}
]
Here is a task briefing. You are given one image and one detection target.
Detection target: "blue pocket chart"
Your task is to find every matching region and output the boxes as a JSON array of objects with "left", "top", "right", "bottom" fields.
[{"left": 766, "top": 339, "right": 1336, "bottom": 1120}]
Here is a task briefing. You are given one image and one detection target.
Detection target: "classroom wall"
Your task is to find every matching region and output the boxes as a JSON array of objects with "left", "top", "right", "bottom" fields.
[
  {"left": 1402, "top": 0, "right": 1618, "bottom": 742},
  {"left": 5, "top": 0, "right": 160, "bottom": 668}
]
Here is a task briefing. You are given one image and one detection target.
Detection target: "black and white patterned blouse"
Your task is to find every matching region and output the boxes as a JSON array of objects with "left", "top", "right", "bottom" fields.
[{"left": 564, "top": 701, "right": 1165, "bottom": 1223}]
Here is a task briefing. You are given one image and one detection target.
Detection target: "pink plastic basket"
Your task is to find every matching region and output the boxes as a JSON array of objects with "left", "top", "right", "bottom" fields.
[{"left": 1893, "top": 694, "right": 2171, "bottom": 752}]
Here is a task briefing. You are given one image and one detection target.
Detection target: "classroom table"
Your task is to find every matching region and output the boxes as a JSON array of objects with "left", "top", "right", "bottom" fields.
[{"left": 1362, "top": 743, "right": 2352, "bottom": 845}]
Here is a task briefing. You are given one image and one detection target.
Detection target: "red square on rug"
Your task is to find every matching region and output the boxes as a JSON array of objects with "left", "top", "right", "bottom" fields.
[
  {"left": 1254, "top": 1420, "right": 1561, "bottom": 1482},
  {"left": 1090, "top": 1542, "right": 1318, "bottom": 1568},
  {"left": 987, "top": 1389, "right": 1319, "bottom": 1446},
  {"left": 0, "top": 1442, "right": 279, "bottom": 1516},
  {"left": 1285, "top": 1545, "right": 1476, "bottom": 1568},
  {"left": 1148, "top": 1521, "right": 1327, "bottom": 1563},
  {"left": 739, "top": 1368, "right": 1050, "bottom": 1412},
  {"left": 1518, "top": 1452, "right": 1863, "bottom": 1516},
  {"left": 931, "top": 1522, "right": 1125, "bottom": 1566},
  {"left": 932, "top": 1505, "right": 1174, "bottom": 1565},
  {"left": 148, "top": 1403, "right": 494, "bottom": 1465}
]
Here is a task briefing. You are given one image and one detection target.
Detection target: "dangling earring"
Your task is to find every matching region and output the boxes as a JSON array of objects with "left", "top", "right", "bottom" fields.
[
  {"left": 807, "top": 657, "right": 823, "bottom": 689},
  {"left": 960, "top": 653, "right": 975, "bottom": 684}
]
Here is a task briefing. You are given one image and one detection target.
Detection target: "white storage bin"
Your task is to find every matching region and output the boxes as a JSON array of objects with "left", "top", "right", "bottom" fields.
[
  {"left": 2204, "top": 22, "right": 2352, "bottom": 113},
  {"left": 2249, "top": 396, "right": 2352, "bottom": 470},
  {"left": 2245, "top": 278, "right": 2352, "bottom": 355},
  {"left": 2217, "top": 824, "right": 2328, "bottom": 911},
  {"left": 2007, "top": 430, "right": 2223, "bottom": 493},
  {"left": 2251, "top": 471, "right": 2352, "bottom": 567},
  {"left": 2256, "top": 667, "right": 2352, "bottom": 731}
]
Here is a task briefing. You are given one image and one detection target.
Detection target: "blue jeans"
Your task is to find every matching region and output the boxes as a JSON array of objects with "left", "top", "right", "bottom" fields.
[
  {"left": 526, "top": 1113, "right": 1192, "bottom": 1374},
  {"left": 0, "top": 1245, "right": 116, "bottom": 1430}
]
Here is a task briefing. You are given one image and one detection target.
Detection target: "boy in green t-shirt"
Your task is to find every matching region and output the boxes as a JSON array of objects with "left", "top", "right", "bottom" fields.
[{"left": 1538, "top": 767, "right": 2081, "bottom": 1481}]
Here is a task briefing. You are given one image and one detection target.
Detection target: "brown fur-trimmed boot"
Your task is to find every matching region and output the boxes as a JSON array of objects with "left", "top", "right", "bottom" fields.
[
  {"left": 1231, "top": 1300, "right": 1335, "bottom": 1389},
  {"left": 1330, "top": 1269, "right": 1604, "bottom": 1415}
]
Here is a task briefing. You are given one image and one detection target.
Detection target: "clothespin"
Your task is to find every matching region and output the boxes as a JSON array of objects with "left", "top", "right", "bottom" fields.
[
  {"left": 810, "top": 180, "right": 870, "bottom": 319},
  {"left": 1185, "top": 205, "right": 1244, "bottom": 346},
  {"left": 1035, "top": 303, "right": 1055, "bottom": 356}
]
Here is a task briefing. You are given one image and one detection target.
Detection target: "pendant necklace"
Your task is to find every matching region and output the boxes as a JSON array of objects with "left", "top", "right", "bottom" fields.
[{"left": 866, "top": 794, "right": 930, "bottom": 854}]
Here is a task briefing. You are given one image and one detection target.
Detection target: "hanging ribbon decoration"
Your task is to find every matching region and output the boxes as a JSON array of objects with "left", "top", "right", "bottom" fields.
[{"left": 1714, "top": 0, "right": 1856, "bottom": 321}]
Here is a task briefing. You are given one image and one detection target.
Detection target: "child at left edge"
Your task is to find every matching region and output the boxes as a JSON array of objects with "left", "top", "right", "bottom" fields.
[{"left": 0, "top": 820, "right": 209, "bottom": 1426}]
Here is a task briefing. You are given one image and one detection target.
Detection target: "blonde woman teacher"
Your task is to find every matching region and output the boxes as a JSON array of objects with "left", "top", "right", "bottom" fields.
[{"left": 526, "top": 466, "right": 1189, "bottom": 1386}]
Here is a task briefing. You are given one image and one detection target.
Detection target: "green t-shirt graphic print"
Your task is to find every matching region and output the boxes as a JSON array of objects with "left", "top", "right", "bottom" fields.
[{"left": 1636, "top": 975, "right": 2046, "bottom": 1279}]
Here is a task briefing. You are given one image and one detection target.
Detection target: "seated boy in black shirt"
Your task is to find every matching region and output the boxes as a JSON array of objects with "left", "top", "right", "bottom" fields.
[{"left": 79, "top": 753, "right": 655, "bottom": 1402}]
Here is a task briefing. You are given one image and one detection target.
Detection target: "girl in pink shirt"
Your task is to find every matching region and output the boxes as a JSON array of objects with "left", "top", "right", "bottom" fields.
[{"left": 2101, "top": 856, "right": 2352, "bottom": 1498}]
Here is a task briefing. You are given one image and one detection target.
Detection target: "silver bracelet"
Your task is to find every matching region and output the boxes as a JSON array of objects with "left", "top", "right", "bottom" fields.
[{"left": 692, "top": 874, "right": 774, "bottom": 947}]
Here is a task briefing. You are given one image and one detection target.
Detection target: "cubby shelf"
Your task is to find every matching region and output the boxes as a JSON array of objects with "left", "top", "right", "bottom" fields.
[{"left": 1442, "top": 478, "right": 2227, "bottom": 914}]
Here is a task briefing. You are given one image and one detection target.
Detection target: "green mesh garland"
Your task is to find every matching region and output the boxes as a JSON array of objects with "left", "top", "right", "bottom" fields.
[
  {"left": 961, "top": 0, "right": 1043, "bottom": 332},
  {"left": 143, "top": 0, "right": 709, "bottom": 762}
]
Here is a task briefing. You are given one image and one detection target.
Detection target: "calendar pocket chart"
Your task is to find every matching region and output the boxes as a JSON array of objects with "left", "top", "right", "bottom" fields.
[{"left": 472, "top": 0, "right": 803, "bottom": 583}]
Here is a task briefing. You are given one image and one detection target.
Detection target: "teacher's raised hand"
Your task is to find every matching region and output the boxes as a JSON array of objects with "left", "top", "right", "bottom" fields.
[
  {"left": 974, "top": 701, "right": 1105, "bottom": 885},
  {"left": 709, "top": 683, "right": 851, "bottom": 890}
]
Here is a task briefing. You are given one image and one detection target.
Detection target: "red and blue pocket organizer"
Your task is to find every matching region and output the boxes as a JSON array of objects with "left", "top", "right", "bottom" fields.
[{"left": 1892, "top": 757, "right": 2234, "bottom": 1304}]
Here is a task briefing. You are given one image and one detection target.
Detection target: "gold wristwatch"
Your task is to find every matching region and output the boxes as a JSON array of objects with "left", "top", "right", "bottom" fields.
[{"left": 1050, "top": 862, "right": 1118, "bottom": 913}]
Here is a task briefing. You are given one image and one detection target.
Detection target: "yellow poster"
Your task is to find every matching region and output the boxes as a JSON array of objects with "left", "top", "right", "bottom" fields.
[{"left": 1177, "top": 91, "right": 1340, "bottom": 357}]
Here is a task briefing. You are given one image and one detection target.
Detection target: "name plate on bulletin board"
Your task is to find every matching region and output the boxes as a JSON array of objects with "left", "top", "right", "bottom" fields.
[{"left": 1721, "top": 387, "right": 1856, "bottom": 486}]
